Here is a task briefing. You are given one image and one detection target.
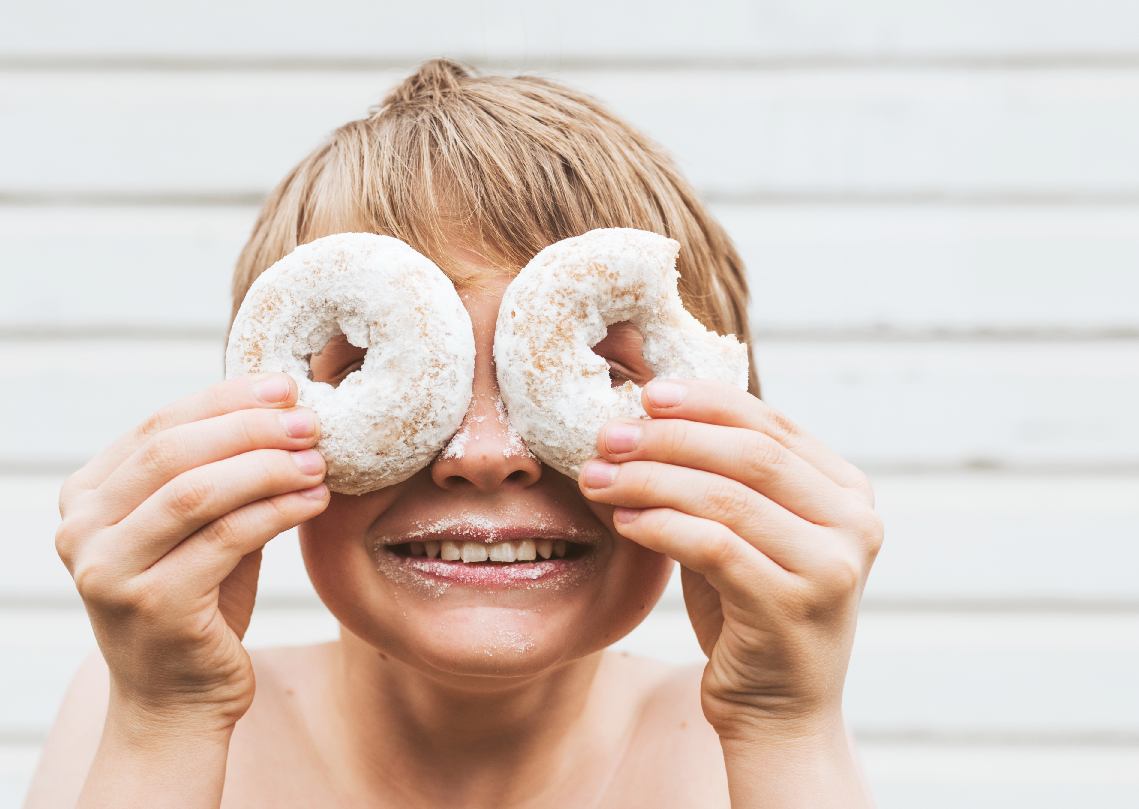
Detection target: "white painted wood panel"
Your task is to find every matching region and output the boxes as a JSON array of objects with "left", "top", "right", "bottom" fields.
[
  {"left": 860, "top": 743, "right": 1139, "bottom": 809},
  {"left": 10, "top": 338, "right": 1136, "bottom": 470},
  {"left": 0, "top": 206, "right": 246, "bottom": 333},
  {"left": 0, "top": 744, "right": 41, "bottom": 809},
  {"left": 5, "top": 1, "right": 1139, "bottom": 61},
  {"left": 5, "top": 607, "right": 1136, "bottom": 739},
  {"left": 8, "top": 474, "right": 1137, "bottom": 604},
  {"left": 5, "top": 204, "right": 1138, "bottom": 335},
  {"left": 5, "top": 69, "right": 1139, "bottom": 197},
  {"left": 5, "top": 741, "right": 1137, "bottom": 809}
]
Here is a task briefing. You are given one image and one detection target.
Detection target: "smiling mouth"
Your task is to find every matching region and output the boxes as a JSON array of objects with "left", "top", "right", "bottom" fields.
[{"left": 387, "top": 538, "right": 587, "bottom": 563}]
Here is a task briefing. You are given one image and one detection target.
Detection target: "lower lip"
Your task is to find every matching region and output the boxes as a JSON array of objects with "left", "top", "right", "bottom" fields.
[{"left": 374, "top": 547, "right": 596, "bottom": 594}]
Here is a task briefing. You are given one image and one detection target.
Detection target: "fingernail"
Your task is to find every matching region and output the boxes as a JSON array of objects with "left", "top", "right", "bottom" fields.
[
  {"left": 292, "top": 449, "right": 323, "bottom": 475},
  {"left": 605, "top": 422, "right": 642, "bottom": 454},
  {"left": 614, "top": 507, "right": 641, "bottom": 525},
  {"left": 646, "top": 380, "right": 686, "bottom": 408},
  {"left": 300, "top": 483, "right": 328, "bottom": 500},
  {"left": 280, "top": 409, "right": 316, "bottom": 438},
  {"left": 254, "top": 375, "right": 292, "bottom": 404},
  {"left": 581, "top": 460, "right": 618, "bottom": 489}
]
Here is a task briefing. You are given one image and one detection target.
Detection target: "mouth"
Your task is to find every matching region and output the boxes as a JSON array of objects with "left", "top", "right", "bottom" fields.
[
  {"left": 371, "top": 518, "right": 604, "bottom": 593},
  {"left": 387, "top": 538, "right": 587, "bottom": 563}
]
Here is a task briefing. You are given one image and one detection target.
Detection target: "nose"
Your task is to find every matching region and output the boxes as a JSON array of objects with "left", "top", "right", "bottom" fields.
[
  {"left": 429, "top": 279, "right": 542, "bottom": 491},
  {"left": 430, "top": 385, "right": 541, "bottom": 491}
]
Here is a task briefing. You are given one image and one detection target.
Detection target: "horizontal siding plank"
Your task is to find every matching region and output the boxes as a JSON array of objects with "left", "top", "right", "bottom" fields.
[
  {"left": 5, "top": 607, "right": 1136, "bottom": 738},
  {"left": 6, "top": 1, "right": 1139, "bottom": 61},
  {"left": 8, "top": 474, "right": 1137, "bottom": 604},
  {"left": 5, "top": 204, "right": 1139, "bottom": 335},
  {"left": 4, "top": 69, "right": 1139, "bottom": 197},
  {"left": 4, "top": 743, "right": 1137, "bottom": 809},
  {"left": 860, "top": 743, "right": 1139, "bottom": 809},
  {"left": 0, "top": 743, "right": 41, "bottom": 809},
  {"left": 0, "top": 206, "right": 245, "bottom": 333},
  {"left": 8, "top": 338, "right": 1135, "bottom": 469}
]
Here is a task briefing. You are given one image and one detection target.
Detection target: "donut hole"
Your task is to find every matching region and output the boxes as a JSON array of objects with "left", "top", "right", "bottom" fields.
[
  {"left": 308, "top": 332, "right": 369, "bottom": 388},
  {"left": 591, "top": 321, "right": 653, "bottom": 388}
]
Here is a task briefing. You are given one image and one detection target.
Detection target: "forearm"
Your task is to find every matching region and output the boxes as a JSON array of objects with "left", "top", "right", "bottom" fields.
[
  {"left": 720, "top": 716, "right": 873, "bottom": 809},
  {"left": 77, "top": 702, "right": 232, "bottom": 809}
]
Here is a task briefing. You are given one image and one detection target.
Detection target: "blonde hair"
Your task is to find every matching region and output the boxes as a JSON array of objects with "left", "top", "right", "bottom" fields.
[{"left": 232, "top": 59, "right": 759, "bottom": 395}]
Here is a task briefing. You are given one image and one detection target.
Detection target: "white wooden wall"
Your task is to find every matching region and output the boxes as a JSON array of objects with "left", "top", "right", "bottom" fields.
[{"left": 3, "top": 2, "right": 1138, "bottom": 806}]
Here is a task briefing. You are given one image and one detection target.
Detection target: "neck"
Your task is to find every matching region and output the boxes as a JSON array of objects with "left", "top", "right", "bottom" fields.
[{"left": 316, "top": 630, "right": 631, "bottom": 808}]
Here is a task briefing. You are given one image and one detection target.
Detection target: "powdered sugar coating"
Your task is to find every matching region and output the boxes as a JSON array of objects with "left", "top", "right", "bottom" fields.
[
  {"left": 494, "top": 228, "right": 749, "bottom": 478},
  {"left": 226, "top": 233, "right": 475, "bottom": 494}
]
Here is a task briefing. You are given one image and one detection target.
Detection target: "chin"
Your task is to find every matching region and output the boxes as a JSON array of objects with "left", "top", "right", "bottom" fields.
[{"left": 299, "top": 515, "right": 674, "bottom": 682}]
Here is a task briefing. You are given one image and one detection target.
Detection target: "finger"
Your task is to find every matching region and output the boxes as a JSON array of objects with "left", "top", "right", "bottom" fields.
[
  {"left": 581, "top": 459, "right": 832, "bottom": 573},
  {"left": 598, "top": 417, "right": 864, "bottom": 527},
  {"left": 151, "top": 484, "right": 329, "bottom": 605},
  {"left": 63, "top": 373, "right": 299, "bottom": 504},
  {"left": 95, "top": 447, "right": 325, "bottom": 576},
  {"left": 91, "top": 406, "right": 320, "bottom": 525},
  {"left": 611, "top": 506, "right": 792, "bottom": 610},
  {"left": 640, "top": 379, "right": 874, "bottom": 504}
]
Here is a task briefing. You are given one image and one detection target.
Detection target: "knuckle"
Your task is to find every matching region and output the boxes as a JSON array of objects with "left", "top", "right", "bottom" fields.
[
  {"left": 760, "top": 405, "right": 799, "bottom": 445},
  {"left": 693, "top": 526, "right": 739, "bottom": 572},
  {"left": 58, "top": 474, "right": 84, "bottom": 515},
  {"left": 168, "top": 472, "right": 216, "bottom": 518},
  {"left": 138, "top": 432, "right": 186, "bottom": 479},
  {"left": 700, "top": 478, "right": 753, "bottom": 523},
  {"left": 54, "top": 520, "right": 81, "bottom": 569},
  {"left": 232, "top": 409, "right": 263, "bottom": 448},
  {"left": 817, "top": 551, "right": 863, "bottom": 599},
  {"left": 739, "top": 433, "right": 784, "bottom": 482},
  {"left": 137, "top": 406, "right": 176, "bottom": 441},
  {"left": 71, "top": 560, "right": 116, "bottom": 608},
  {"left": 205, "top": 512, "right": 247, "bottom": 553},
  {"left": 632, "top": 462, "right": 666, "bottom": 500},
  {"left": 856, "top": 508, "right": 885, "bottom": 556},
  {"left": 662, "top": 420, "right": 692, "bottom": 457}
]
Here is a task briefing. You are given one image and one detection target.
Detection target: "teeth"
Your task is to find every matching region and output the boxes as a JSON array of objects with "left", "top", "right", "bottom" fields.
[
  {"left": 488, "top": 542, "right": 517, "bottom": 562},
  {"left": 461, "top": 543, "right": 489, "bottom": 563},
  {"left": 406, "top": 539, "right": 570, "bottom": 563}
]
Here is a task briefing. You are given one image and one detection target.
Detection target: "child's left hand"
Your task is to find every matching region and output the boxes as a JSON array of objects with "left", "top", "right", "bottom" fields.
[{"left": 579, "top": 379, "right": 883, "bottom": 744}]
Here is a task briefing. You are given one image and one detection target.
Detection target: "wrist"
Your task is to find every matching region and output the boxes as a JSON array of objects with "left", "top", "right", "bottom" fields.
[
  {"left": 717, "top": 713, "right": 872, "bottom": 809},
  {"left": 79, "top": 698, "right": 234, "bottom": 809}
]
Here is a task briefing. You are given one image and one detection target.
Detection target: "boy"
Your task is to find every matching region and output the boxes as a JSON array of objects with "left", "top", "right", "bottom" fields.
[{"left": 27, "top": 59, "right": 881, "bottom": 808}]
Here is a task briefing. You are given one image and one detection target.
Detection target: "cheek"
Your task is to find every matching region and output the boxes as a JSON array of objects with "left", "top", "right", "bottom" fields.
[{"left": 298, "top": 489, "right": 401, "bottom": 614}]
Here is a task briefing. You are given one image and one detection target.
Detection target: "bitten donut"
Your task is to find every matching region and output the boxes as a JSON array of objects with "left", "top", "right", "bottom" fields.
[
  {"left": 494, "top": 227, "right": 749, "bottom": 478},
  {"left": 226, "top": 233, "right": 475, "bottom": 495}
]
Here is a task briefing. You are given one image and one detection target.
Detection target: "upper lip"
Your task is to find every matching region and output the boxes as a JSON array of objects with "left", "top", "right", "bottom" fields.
[{"left": 373, "top": 518, "right": 606, "bottom": 547}]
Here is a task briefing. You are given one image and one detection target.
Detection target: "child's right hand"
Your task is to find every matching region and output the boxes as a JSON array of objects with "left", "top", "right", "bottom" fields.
[{"left": 54, "top": 373, "right": 329, "bottom": 735}]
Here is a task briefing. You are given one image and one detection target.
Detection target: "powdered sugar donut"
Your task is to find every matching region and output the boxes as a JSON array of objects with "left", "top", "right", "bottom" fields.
[
  {"left": 226, "top": 233, "right": 475, "bottom": 495},
  {"left": 494, "top": 228, "right": 749, "bottom": 478}
]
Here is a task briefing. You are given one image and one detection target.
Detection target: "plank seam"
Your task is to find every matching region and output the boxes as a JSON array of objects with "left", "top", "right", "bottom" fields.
[
  {"left": 6, "top": 54, "right": 1139, "bottom": 72},
  {"left": 5, "top": 460, "right": 1139, "bottom": 477},
  {"left": 2, "top": 327, "right": 1137, "bottom": 342},
  {"left": 10, "top": 191, "right": 1139, "bottom": 207}
]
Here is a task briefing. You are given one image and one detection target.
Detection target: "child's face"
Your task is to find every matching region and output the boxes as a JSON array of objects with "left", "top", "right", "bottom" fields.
[{"left": 298, "top": 247, "right": 673, "bottom": 680}]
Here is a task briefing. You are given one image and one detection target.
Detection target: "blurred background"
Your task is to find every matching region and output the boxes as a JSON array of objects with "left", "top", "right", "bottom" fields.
[{"left": 3, "top": 1, "right": 1138, "bottom": 807}]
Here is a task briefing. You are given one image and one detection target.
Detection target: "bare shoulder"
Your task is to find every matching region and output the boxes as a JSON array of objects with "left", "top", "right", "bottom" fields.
[
  {"left": 221, "top": 643, "right": 339, "bottom": 807},
  {"left": 23, "top": 651, "right": 109, "bottom": 809},
  {"left": 602, "top": 653, "right": 729, "bottom": 808}
]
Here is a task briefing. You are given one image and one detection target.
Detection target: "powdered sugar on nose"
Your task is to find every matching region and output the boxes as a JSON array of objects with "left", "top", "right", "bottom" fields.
[
  {"left": 496, "top": 397, "right": 536, "bottom": 460},
  {"left": 439, "top": 395, "right": 535, "bottom": 461}
]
